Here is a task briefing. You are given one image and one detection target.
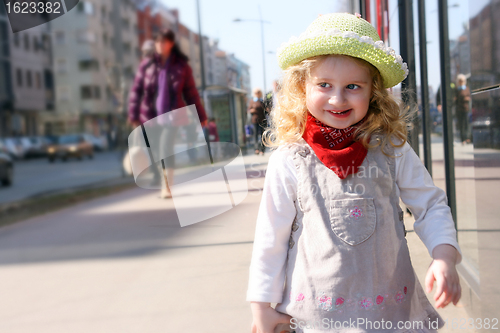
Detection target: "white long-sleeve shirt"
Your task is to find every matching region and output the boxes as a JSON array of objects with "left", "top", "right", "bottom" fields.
[{"left": 247, "top": 141, "right": 462, "bottom": 303}]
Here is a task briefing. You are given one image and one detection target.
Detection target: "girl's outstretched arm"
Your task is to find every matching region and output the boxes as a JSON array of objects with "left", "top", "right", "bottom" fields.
[
  {"left": 251, "top": 302, "right": 292, "bottom": 333},
  {"left": 425, "top": 244, "right": 461, "bottom": 308},
  {"left": 394, "top": 141, "right": 462, "bottom": 264}
]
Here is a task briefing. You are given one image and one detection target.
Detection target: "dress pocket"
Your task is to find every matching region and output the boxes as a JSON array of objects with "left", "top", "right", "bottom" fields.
[{"left": 330, "top": 198, "right": 376, "bottom": 246}]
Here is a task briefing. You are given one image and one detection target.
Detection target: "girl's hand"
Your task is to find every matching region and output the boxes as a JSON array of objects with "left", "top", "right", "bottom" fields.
[
  {"left": 425, "top": 244, "right": 461, "bottom": 309},
  {"left": 251, "top": 302, "right": 293, "bottom": 333}
]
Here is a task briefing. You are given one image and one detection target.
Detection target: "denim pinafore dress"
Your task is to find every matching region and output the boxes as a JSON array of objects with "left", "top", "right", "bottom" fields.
[{"left": 274, "top": 136, "right": 444, "bottom": 333}]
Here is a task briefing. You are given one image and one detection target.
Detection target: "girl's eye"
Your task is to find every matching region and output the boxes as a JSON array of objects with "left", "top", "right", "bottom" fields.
[
  {"left": 346, "top": 84, "right": 360, "bottom": 90},
  {"left": 319, "top": 82, "right": 331, "bottom": 88}
]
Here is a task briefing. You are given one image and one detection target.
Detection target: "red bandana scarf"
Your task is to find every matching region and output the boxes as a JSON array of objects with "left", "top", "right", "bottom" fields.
[{"left": 302, "top": 112, "right": 368, "bottom": 179}]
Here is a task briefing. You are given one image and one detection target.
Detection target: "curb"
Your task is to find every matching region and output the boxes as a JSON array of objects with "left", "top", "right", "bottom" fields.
[{"left": 0, "top": 176, "right": 136, "bottom": 228}]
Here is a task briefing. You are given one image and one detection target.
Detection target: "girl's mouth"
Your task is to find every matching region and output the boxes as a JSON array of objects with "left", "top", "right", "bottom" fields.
[{"left": 327, "top": 109, "right": 352, "bottom": 117}]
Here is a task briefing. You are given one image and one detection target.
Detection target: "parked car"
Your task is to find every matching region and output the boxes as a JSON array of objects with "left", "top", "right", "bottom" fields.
[
  {"left": 19, "top": 137, "right": 35, "bottom": 158},
  {"left": 0, "top": 140, "right": 13, "bottom": 186},
  {"left": 47, "top": 134, "right": 94, "bottom": 162},
  {"left": 83, "top": 133, "right": 108, "bottom": 152},
  {"left": 22, "top": 136, "right": 49, "bottom": 158},
  {"left": 3, "top": 137, "right": 25, "bottom": 160}
]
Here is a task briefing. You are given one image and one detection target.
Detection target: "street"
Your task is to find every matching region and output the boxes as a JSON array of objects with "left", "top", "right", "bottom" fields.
[{"left": 0, "top": 151, "right": 126, "bottom": 205}]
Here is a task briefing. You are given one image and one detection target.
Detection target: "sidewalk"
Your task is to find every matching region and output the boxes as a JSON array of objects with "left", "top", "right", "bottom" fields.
[
  {"left": 0, "top": 149, "right": 271, "bottom": 333},
  {"left": 0, "top": 148, "right": 473, "bottom": 333},
  {"left": 403, "top": 213, "right": 476, "bottom": 333}
]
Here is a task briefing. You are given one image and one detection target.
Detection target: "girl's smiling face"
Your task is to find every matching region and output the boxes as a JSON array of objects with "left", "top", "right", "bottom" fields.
[{"left": 305, "top": 55, "right": 373, "bottom": 129}]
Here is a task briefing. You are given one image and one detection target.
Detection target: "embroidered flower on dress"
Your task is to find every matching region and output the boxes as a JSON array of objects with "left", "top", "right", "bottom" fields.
[
  {"left": 315, "top": 284, "right": 410, "bottom": 313},
  {"left": 290, "top": 291, "right": 305, "bottom": 303},
  {"left": 317, "top": 294, "right": 333, "bottom": 310},
  {"left": 395, "top": 291, "right": 405, "bottom": 303},
  {"left": 359, "top": 297, "right": 373, "bottom": 309},
  {"left": 350, "top": 206, "right": 363, "bottom": 219}
]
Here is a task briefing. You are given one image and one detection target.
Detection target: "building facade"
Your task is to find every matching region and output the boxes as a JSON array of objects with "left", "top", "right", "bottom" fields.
[
  {"left": 48, "top": 0, "right": 139, "bottom": 136},
  {"left": 0, "top": 3, "right": 13, "bottom": 137}
]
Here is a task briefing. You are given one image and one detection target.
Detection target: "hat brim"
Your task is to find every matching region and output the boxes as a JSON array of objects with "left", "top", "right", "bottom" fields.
[{"left": 277, "top": 36, "right": 407, "bottom": 88}]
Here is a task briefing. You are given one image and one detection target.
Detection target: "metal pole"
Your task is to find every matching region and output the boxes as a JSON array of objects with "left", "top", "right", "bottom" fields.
[
  {"left": 417, "top": 0, "right": 432, "bottom": 176},
  {"left": 196, "top": 0, "right": 206, "bottom": 94},
  {"left": 437, "top": 0, "right": 457, "bottom": 227},
  {"left": 359, "top": 0, "right": 366, "bottom": 19},
  {"left": 258, "top": 5, "right": 267, "bottom": 94},
  {"left": 398, "top": 0, "right": 419, "bottom": 157}
]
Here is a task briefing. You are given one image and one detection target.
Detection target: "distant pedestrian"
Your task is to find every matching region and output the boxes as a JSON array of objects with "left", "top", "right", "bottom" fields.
[
  {"left": 263, "top": 79, "right": 280, "bottom": 115},
  {"left": 247, "top": 13, "right": 462, "bottom": 333},
  {"left": 454, "top": 74, "right": 471, "bottom": 144},
  {"left": 207, "top": 117, "right": 220, "bottom": 159},
  {"left": 247, "top": 88, "right": 266, "bottom": 155},
  {"left": 207, "top": 117, "right": 219, "bottom": 143}
]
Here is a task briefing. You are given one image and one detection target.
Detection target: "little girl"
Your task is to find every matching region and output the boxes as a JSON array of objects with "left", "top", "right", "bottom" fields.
[{"left": 247, "top": 13, "right": 462, "bottom": 333}]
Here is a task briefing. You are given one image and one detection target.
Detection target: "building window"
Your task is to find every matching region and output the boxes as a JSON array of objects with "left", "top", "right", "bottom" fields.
[
  {"left": 13, "top": 33, "right": 20, "bottom": 47},
  {"left": 123, "top": 42, "right": 131, "bottom": 54},
  {"left": 122, "top": 18, "right": 130, "bottom": 30},
  {"left": 57, "top": 86, "right": 70, "bottom": 101},
  {"left": 77, "top": 30, "right": 96, "bottom": 43},
  {"left": 55, "top": 31, "right": 65, "bottom": 45},
  {"left": 81, "top": 85, "right": 93, "bottom": 99},
  {"left": 33, "top": 36, "right": 39, "bottom": 52},
  {"left": 24, "top": 33, "right": 30, "bottom": 50},
  {"left": 106, "top": 86, "right": 113, "bottom": 101},
  {"left": 56, "top": 58, "right": 67, "bottom": 73},
  {"left": 103, "top": 33, "right": 108, "bottom": 46},
  {"left": 16, "top": 68, "right": 22, "bottom": 87},
  {"left": 124, "top": 66, "right": 133, "bottom": 79},
  {"left": 85, "top": 1, "right": 93, "bottom": 14},
  {"left": 35, "top": 72, "right": 41, "bottom": 89},
  {"left": 94, "top": 86, "right": 101, "bottom": 99},
  {"left": 79, "top": 59, "right": 99, "bottom": 71},
  {"left": 80, "top": 85, "right": 100, "bottom": 99},
  {"left": 26, "top": 70, "right": 32, "bottom": 87},
  {"left": 42, "top": 34, "right": 50, "bottom": 51},
  {"left": 77, "top": 1, "right": 93, "bottom": 14}
]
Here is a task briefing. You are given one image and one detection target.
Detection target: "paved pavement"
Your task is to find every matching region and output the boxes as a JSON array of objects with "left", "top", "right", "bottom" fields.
[{"left": 0, "top": 147, "right": 474, "bottom": 333}]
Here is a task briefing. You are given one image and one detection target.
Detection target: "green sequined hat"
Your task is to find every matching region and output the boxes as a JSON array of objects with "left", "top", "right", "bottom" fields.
[{"left": 277, "top": 12, "right": 408, "bottom": 88}]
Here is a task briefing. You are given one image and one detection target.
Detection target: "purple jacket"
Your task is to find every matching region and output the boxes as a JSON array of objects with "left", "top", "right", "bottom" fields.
[{"left": 128, "top": 53, "right": 207, "bottom": 124}]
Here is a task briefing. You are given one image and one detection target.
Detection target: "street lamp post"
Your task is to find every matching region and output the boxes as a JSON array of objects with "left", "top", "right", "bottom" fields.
[{"left": 233, "top": 6, "right": 270, "bottom": 94}]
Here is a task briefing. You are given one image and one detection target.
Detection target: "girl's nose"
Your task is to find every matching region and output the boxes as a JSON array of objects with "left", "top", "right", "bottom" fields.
[{"left": 328, "top": 89, "right": 346, "bottom": 106}]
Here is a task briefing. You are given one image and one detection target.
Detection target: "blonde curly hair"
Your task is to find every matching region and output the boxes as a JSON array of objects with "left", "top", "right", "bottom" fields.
[{"left": 263, "top": 54, "right": 415, "bottom": 154}]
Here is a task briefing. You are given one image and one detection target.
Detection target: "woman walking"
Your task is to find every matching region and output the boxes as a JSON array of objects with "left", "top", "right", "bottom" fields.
[{"left": 128, "top": 29, "right": 208, "bottom": 198}]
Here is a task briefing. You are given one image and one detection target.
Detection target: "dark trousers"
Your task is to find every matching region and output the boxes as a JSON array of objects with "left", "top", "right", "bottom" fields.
[
  {"left": 457, "top": 112, "right": 470, "bottom": 142},
  {"left": 253, "top": 123, "right": 265, "bottom": 153}
]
